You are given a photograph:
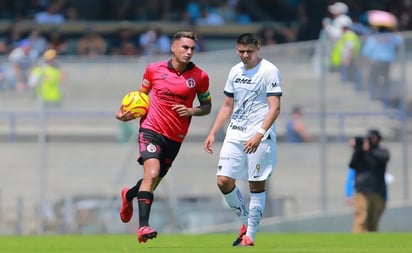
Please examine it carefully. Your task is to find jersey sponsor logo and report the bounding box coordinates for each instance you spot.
[186,77,196,88]
[234,77,252,84]
[161,73,167,79]
[229,122,247,131]
[158,88,188,103]
[271,82,278,88]
[147,143,157,153]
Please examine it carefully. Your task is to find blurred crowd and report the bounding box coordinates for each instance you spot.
[0,0,410,56]
[0,0,411,113]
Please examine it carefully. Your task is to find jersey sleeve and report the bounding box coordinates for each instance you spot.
[266,65,282,96]
[141,63,154,90]
[223,66,236,97]
[197,71,211,103]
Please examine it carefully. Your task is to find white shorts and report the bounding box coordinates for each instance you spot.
[216,138,277,181]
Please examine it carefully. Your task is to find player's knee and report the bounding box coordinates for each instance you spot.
[217,176,235,193]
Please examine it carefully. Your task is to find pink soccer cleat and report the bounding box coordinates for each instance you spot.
[232,224,247,246]
[120,187,133,223]
[239,235,254,246]
[137,226,158,243]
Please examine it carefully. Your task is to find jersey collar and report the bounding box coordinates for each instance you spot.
[167,59,195,76]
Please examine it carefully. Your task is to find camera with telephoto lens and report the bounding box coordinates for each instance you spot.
[354,135,366,149]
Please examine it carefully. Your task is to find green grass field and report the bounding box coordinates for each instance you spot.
[1,233,412,253]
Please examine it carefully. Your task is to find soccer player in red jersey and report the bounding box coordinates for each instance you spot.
[115,31,212,243]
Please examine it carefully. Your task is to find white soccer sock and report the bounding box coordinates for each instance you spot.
[246,191,266,242]
[223,185,248,224]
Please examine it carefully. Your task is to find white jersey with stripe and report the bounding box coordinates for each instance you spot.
[224,58,282,142]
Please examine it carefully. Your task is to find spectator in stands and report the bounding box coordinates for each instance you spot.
[296,0,326,41]
[28,49,64,107]
[77,26,107,58]
[398,10,412,31]
[324,1,352,40]
[285,105,312,143]
[64,5,79,21]
[216,0,236,23]
[139,26,171,56]
[233,3,251,24]
[350,15,373,36]
[25,0,46,19]
[184,0,205,23]
[110,26,140,56]
[361,26,403,106]
[27,26,48,54]
[107,0,135,20]
[34,2,66,25]
[8,39,40,92]
[257,25,289,46]
[4,19,26,51]
[47,29,69,55]
[332,17,362,90]
[186,23,206,52]
[196,6,225,26]
[323,2,353,71]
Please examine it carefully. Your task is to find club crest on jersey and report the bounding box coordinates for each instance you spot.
[147,143,157,153]
[186,77,196,88]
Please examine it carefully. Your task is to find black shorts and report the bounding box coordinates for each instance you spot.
[137,128,182,177]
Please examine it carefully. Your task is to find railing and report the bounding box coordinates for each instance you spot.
[1,109,409,143]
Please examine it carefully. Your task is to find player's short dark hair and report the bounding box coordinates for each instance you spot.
[172,31,197,42]
[237,33,259,46]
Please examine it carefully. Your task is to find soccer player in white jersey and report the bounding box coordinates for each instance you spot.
[204,33,282,246]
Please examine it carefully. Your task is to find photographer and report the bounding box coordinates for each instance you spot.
[348,129,390,233]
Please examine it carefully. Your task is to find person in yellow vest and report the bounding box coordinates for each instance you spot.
[28,49,64,107]
[331,18,362,90]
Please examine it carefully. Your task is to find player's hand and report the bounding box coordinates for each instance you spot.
[172,104,192,117]
[204,135,215,154]
[243,134,263,154]
[115,107,136,122]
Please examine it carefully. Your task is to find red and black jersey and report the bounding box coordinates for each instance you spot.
[140,60,211,142]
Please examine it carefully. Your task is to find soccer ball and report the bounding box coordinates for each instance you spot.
[121,91,150,118]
